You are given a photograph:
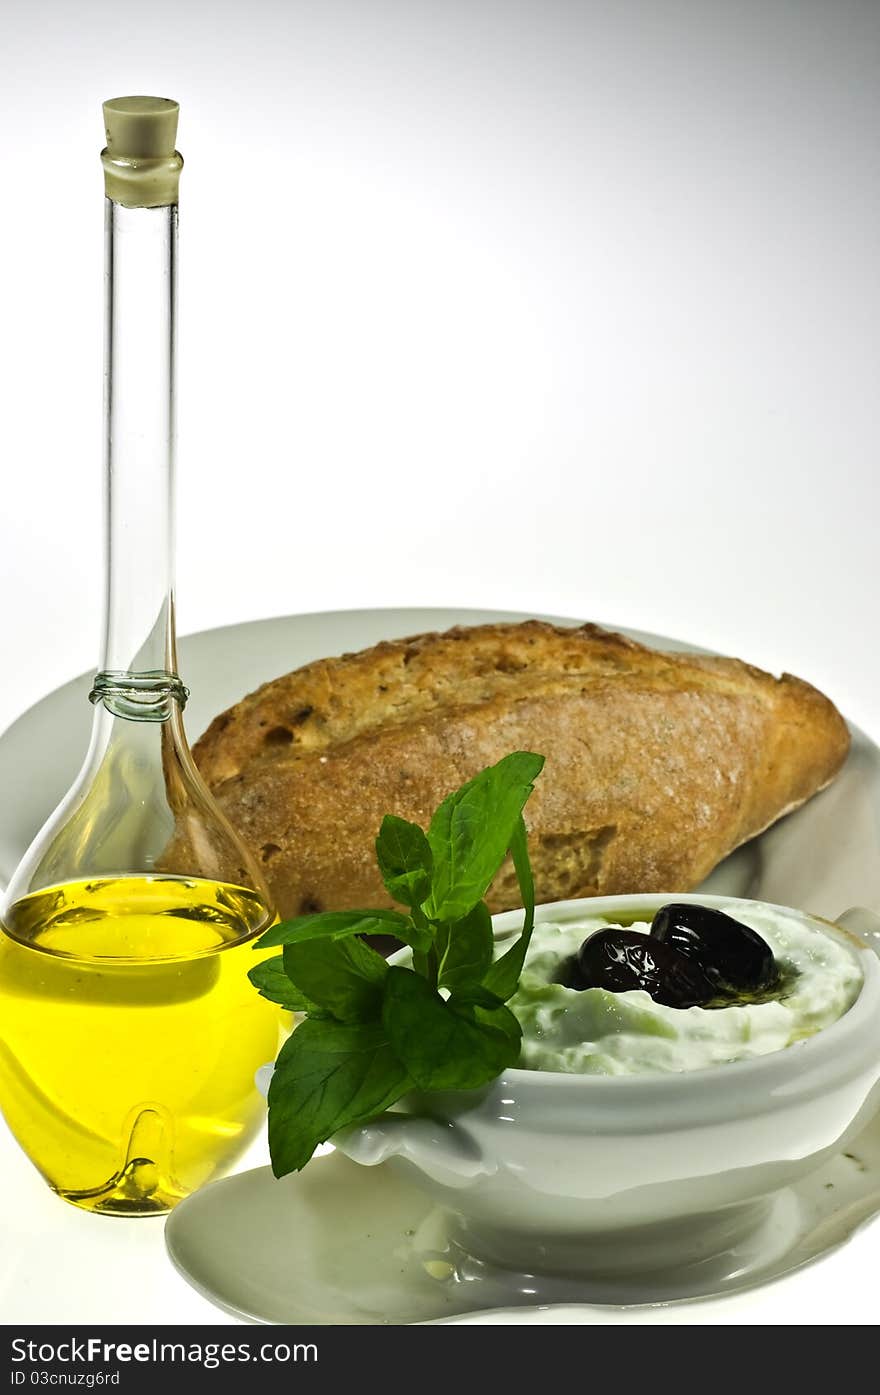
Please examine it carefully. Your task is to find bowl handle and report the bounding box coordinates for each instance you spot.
[333,1113,495,1187]
[836,906,880,954]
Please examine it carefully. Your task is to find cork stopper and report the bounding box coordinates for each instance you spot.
[101,96,183,208]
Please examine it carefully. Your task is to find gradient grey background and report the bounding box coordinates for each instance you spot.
[1,0,878,732]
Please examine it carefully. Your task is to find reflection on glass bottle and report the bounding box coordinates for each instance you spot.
[0,98,283,1215]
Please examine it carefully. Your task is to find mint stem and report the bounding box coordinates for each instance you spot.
[426,944,439,990]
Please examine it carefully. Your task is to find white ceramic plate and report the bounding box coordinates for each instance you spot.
[1,607,879,922]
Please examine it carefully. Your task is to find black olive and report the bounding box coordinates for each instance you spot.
[572,928,715,1008]
[650,903,776,994]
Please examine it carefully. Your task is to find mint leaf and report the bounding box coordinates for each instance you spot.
[447,983,505,1011]
[425,752,544,922]
[382,966,521,1090]
[257,908,410,950]
[283,936,388,1023]
[268,1018,411,1175]
[375,815,433,909]
[436,901,494,993]
[510,812,536,934]
[483,815,537,1002]
[463,1001,523,1051]
[248,955,316,1012]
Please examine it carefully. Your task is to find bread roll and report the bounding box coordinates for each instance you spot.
[193,622,850,917]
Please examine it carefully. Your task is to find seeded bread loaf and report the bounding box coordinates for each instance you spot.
[193,621,850,918]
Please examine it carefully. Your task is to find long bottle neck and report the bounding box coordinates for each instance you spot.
[99,198,178,683]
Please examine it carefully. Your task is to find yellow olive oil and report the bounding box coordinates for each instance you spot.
[0,875,282,1215]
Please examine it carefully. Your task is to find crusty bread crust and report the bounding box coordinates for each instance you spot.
[193,621,851,917]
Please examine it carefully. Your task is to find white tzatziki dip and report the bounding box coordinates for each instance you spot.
[507,902,863,1075]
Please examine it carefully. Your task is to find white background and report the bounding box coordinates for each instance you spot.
[0,0,878,1326]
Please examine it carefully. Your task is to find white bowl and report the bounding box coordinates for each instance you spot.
[332,893,880,1279]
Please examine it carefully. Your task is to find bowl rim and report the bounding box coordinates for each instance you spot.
[391,892,880,1107]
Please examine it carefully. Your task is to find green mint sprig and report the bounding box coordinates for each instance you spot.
[248,750,544,1176]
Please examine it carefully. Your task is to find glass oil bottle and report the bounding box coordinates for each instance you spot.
[0,98,282,1215]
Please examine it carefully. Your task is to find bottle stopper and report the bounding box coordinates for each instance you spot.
[101,96,183,208]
